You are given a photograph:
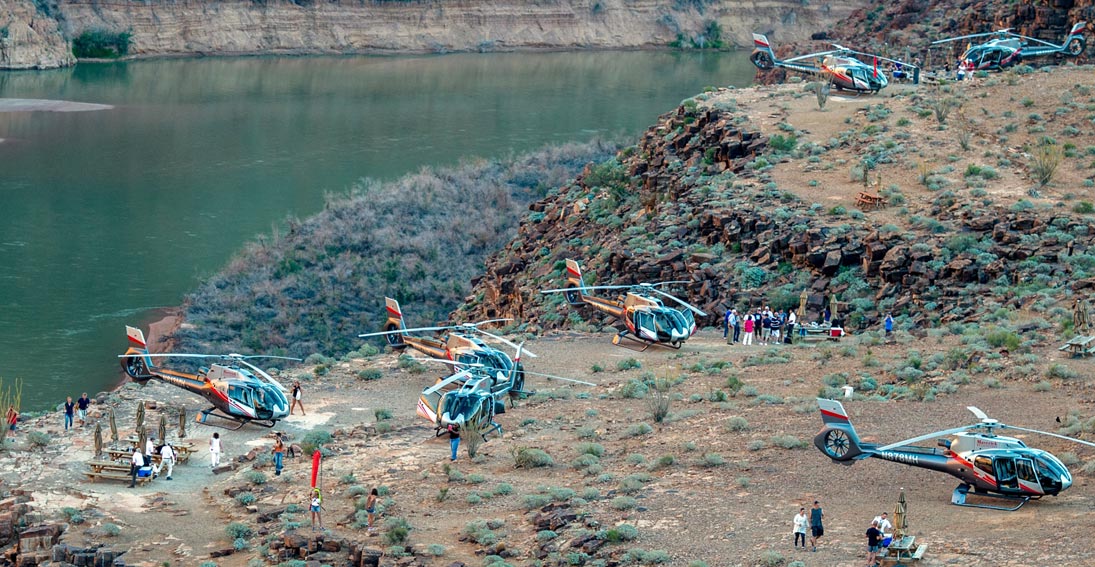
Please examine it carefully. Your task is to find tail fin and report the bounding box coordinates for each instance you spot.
[382,297,408,348]
[813,398,870,463]
[1064,22,1087,56]
[563,259,587,305]
[121,325,154,380]
[750,33,778,70]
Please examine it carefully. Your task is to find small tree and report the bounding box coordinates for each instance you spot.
[1030,141,1063,187]
[645,377,673,423]
[814,81,830,110]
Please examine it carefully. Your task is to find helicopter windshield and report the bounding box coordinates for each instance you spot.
[457,351,512,378]
[1034,454,1069,491]
[227,385,253,407]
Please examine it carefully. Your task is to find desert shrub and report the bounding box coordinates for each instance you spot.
[301,430,332,453]
[374,408,393,421]
[726,416,749,431]
[617,358,642,371]
[384,517,412,545]
[1031,141,1063,186]
[537,530,558,542]
[576,442,605,457]
[985,330,1020,351]
[619,379,648,399]
[769,134,798,153]
[425,543,446,556]
[624,423,653,437]
[226,522,253,539]
[700,453,725,467]
[26,431,51,448]
[61,507,85,525]
[235,492,257,506]
[771,435,808,449]
[1046,364,1078,379]
[604,523,639,542]
[611,496,638,510]
[512,447,554,468]
[100,523,121,537]
[246,471,268,485]
[357,369,383,381]
[522,494,552,510]
[760,550,785,566]
[463,519,500,545]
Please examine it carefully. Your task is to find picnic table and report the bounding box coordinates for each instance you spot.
[856,191,885,211]
[1058,335,1095,358]
[84,460,152,484]
[879,536,928,565]
[795,323,844,343]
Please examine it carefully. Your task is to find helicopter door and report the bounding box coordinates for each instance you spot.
[980,49,1002,69]
[1014,458,1041,494]
[633,311,656,341]
[994,456,1019,491]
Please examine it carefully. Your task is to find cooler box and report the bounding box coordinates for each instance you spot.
[829,327,844,338]
[136,466,153,478]
[882,536,893,547]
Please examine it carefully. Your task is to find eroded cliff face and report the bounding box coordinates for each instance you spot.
[3,0,868,69]
[1,0,75,69]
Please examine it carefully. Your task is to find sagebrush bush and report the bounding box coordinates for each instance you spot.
[512,447,554,468]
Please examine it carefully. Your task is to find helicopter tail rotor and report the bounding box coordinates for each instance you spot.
[814,398,872,463]
[750,33,778,70]
[120,326,155,380]
[381,297,409,349]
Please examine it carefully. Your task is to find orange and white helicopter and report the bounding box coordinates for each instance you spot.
[815,398,1095,510]
[119,326,299,429]
[750,33,918,93]
[541,259,705,350]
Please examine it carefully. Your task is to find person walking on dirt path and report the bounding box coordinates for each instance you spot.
[364,487,379,533]
[272,433,285,476]
[793,507,808,549]
[809,500,825,552]
[310,488,324,531]
[155,443,176,480]
[865,519,883,567]
[209,432,223,469]
[291,381,305,416]
[63,396,75,431]
[129,446,145,488]
[448,423,461,462]
[77,393,90,426]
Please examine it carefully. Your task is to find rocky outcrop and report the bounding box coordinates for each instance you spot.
[458,94,1095,332]
[4,0,869,69]
[0,0,75,69]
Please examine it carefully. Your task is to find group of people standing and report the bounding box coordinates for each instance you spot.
[723,306,797,346]
[792,502,895,567]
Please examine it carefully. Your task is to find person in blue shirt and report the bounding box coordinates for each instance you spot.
[884,313,894,337]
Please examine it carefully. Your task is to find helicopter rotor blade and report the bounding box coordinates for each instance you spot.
[468,318,513,327]
[931,31,1005,45]
[359,325,452,338]
[784,49,839,63]
[842,51,918,68]
[233,358,290,392]
[967,406,990,421]
[473,365,596,387]
[119,353,221,359]
[410,357,485,368]
[643,281,692,287]
[647,288,707,317]
[998,424,1095,449]
[229,354,303,362]
[473,328,538,358]
[875,425,980,452]
[540,285,632,294]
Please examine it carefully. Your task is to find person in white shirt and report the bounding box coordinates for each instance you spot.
[154,444,176,480]
[129,448,145,488]
[873,512,893,536]
[145,436,155,457]
[210,432,222,469]
[793,507,809,549]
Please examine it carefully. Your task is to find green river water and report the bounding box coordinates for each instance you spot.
[0,51,754,410]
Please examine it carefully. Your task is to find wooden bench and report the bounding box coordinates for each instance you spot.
[856,191,885,211]
[911,544,928,560]
[87,459,133,474]
[84,470,152,484]
[1059,335,1095,358]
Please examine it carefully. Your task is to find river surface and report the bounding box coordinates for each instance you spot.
[0,51,754,410]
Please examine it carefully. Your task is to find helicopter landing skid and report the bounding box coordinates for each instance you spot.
[951,484,1029,511]
[195,407,273,431]
[611,331,681,352]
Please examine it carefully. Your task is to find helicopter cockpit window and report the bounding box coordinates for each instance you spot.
[227,385,252,406]
[974,455,994,475]
[995,457,1018,489]
[981,49,1002,66]
[634,311,655,338]
[1034,456,1064,483]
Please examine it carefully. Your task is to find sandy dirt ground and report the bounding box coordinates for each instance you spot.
[5,328,1095,567]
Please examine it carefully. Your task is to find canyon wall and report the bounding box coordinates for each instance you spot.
[0,1,75,69]
[2,0,867,69]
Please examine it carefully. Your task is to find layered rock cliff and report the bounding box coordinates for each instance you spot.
[2,0,869,69]
[1,0,75,69]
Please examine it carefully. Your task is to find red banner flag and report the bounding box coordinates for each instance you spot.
[311,449,321,489]
[873,56,878,78]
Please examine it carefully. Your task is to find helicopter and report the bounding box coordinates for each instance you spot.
[360,297,534,397]
[814,398,1095,510]
[541,259,705,351]
[119,325,299,430]
[415,354,594,457]
[932,22,1087,72]
[750,33,917,93]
